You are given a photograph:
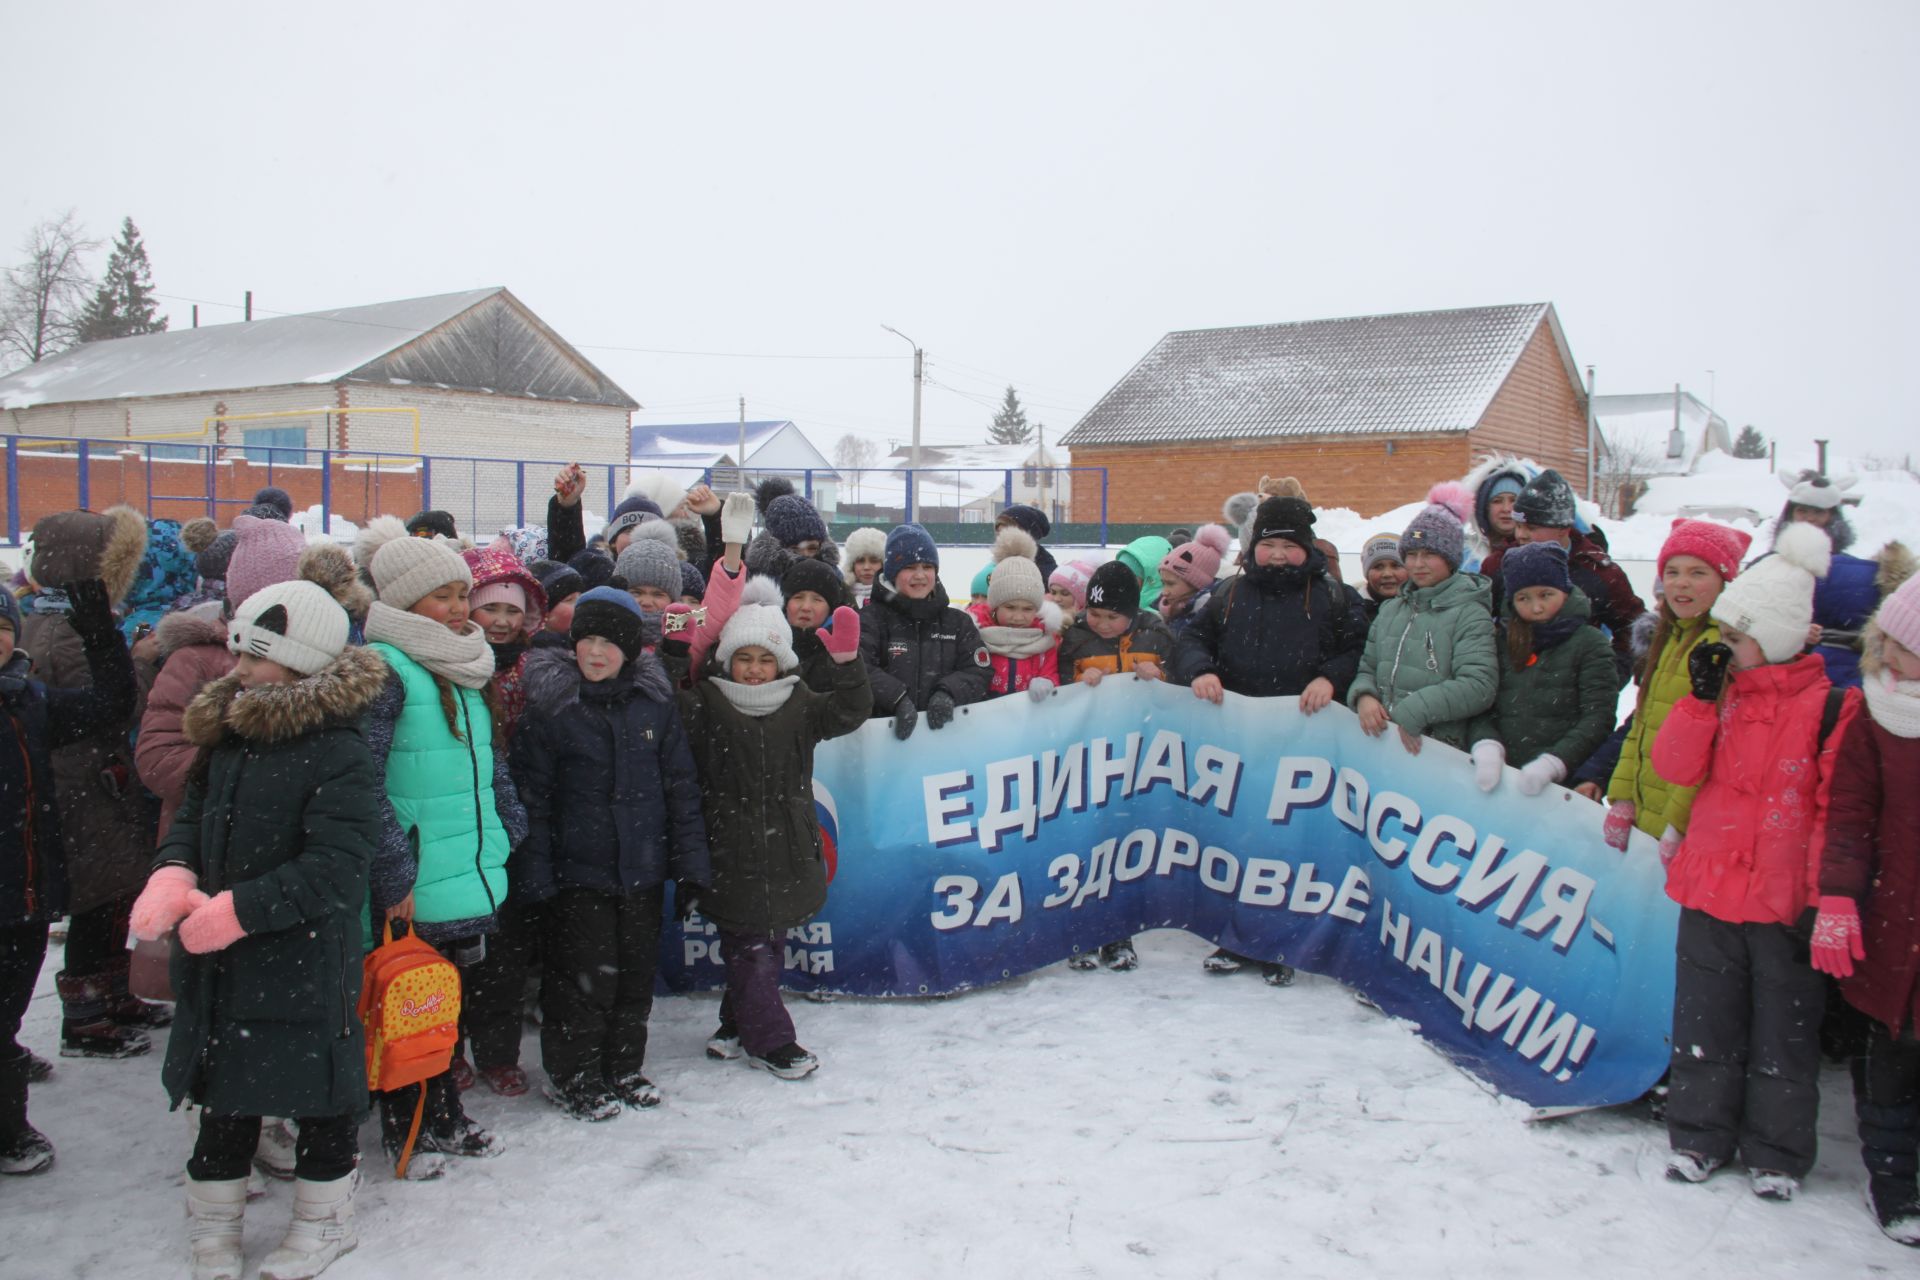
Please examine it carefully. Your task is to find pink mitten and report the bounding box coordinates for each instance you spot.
[177,891,247,955]
[130,865,199,941]
[820,606,862,663]
[1601,801,1636,851]
[1809,895,1865,979]
[1658,825,1684,867]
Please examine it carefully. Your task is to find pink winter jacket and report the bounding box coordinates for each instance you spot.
[1652,654,1844,926]
[134,604,235,844]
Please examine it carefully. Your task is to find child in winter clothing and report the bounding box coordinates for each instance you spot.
[996,504,1058,584]
[744,477,841,585]
[860,524,990,739]
[668,579,872,1077]
[355,516,528,1176]
[1770,470,1912,689]
[1466,543,1617,796]
[513,588,710,1120]
[535,560,585,648]
[1811,572,1920,1243]
[1348,503,1497,755]
[1115,535,1174,611]
[130,571,385,1280]
[1059,561,1175,690]
[843,527,886,608]
[966,527,1063,701]
[1653,522,1840,1199]
[1048,560,1093,626]
[464,545,548,738]
[782,557,857,692]
[1602,519,1753,851]
[0,579,135,1176]
[1361,534,1407,621]
[969,563,993,610]
[1158,525,1231,637]
[614,519,687,614]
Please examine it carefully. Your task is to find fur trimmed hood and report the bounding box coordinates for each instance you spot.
[157,600,229,659]
[28,504,148,604]
[521,643,673,713]
[744,529,841,581]
[181,644,389,748]
[1877,540,1916,596]
[299,542,373,620]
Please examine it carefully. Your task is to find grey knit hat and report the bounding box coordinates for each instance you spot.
[1399,504,1465,571]
[370,534,473,609]
[1361,533,1402,573]
[613,520,683,598]
[986,526,1046,610]
[1514,469,1578,529]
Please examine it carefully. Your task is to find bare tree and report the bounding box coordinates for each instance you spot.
[1595,428,1665,518]
[0,211,99,369]
[832,432,879,503]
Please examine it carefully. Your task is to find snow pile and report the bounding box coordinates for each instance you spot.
[291,504,359,545]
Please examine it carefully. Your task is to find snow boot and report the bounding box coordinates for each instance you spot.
[254,1118,298,1181]
[1101,940,1139,972]
[478,1064,530,1097]
[608,1071,663,1109]
[706,1023,743,1061]
[749,1042,819,1080]
[1868,1176,1920,1247]
[378,1088,449,1180]
[1261,962,1296,988]
[259,1171,358,1280]
[1066,950,1100,971]
[1749,1169,1799,1201]
[55,971,151,1058]
[448,1051,476,1092]
[0,1126,55,1176]
[1202,948,1243,974]
[184,1176,248,1280]
[21,1048,52,1083]
[1664,1151,1724,1183]
[107,963,173,1027]
[544,1073,622,1122]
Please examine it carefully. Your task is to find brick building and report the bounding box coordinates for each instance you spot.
[0,287,637,533]
[1061,303,1595,522]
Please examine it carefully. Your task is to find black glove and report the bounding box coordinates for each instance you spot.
[926,690,956,731]
[62,579,117,647]
[891,698,918,740]
[1688,641,1733,703]
[675,880,707,923]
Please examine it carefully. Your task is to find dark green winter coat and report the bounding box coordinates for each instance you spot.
[1466,589,1618,774]
[158,646,387,1119]
[675,655,871,934]
[1347,571,1498,750]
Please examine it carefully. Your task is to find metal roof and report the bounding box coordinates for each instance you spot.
[1062,302,1558,448]
[630,420,795,457]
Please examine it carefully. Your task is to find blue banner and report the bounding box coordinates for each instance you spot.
[660,676,1678,1109]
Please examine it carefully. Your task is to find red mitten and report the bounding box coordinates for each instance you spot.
[1809,895,1865,979]
[1601,801,1636,852]
[130,865,199,941]
[177,891,247,955]
[820,606,862,663]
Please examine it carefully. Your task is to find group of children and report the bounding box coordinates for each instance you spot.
[0,453,1917,1275]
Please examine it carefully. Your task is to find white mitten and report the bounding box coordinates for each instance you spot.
[1026,676,1055,703]
[1470,740,1505,792]
[1515,753,1566,797]
[720,492,756,545]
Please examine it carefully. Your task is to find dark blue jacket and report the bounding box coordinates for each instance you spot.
[1169,549,1368,700]
[1814,551,1881,689]
[511,648,710,901]
[0,633,136,924]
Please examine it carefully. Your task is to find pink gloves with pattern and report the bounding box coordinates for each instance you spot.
[820,606,862,664]
[1601,802,1636,851]
[131,866,204,941]
[1658,825,1684,867]
[178,891,247,955]
[1810,896,1865,979]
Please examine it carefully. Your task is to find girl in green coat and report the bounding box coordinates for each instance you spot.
[1602,519,1753,854]
[129,573,383,1280]
[1467,543,1617,795]
[1348,503,1497,753]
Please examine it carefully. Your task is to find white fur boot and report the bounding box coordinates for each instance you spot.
[184,1177,248,1280]
[259,1170,359,1280]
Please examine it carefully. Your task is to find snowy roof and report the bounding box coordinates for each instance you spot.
[0,287,638,410]
[629,420,793,459]
[884,441,1066,470]
[1063,302,1566,447]
[1593,391,1731,476]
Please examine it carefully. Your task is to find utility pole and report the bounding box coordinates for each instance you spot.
[1037,421,1047,520]
[1584,364,1597,503]
[882,325,923,522]
[1814,438,1829,476]
[244,291,253,322]
[737,396,747,491]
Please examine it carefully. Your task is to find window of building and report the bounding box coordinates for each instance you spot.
[242,425,309,465]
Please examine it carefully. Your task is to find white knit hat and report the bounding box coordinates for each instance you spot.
[716,576,798,672]
[843,526,887,567]
[986,526,1046,610]
[227,579,350,675]
[1712,521,1831,663]
[370,533,472,610]
[1781,470,1859,510]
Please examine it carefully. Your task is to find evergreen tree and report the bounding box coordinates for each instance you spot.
[73,217,167,345]
[1731,424,1768,460]
[988,384,1033,445]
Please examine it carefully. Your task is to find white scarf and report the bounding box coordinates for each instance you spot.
[709,674,800,717]
[364,601,498,690]
[1863,669,1920,739]
[977,623,1055,660]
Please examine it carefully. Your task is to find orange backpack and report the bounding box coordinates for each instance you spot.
[360,920,461,1176]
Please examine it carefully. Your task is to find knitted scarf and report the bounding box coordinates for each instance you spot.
[977,622,1056,660]
[364,601,497,690]
[708,674,799,717]
[1863,669,1920,740]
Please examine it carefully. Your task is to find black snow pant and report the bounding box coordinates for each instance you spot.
[1666,907,1824,1178]
[460,897,543,1070]
[0,922,50,1138]
[189,1112,357,1183]
[1855,1020,1920,1189]
[541,885,663,1085]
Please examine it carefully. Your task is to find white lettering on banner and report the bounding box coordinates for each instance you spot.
[1155,828,1202,877]
[1240,858,1290,906]
[977,872,1024,926]
[1089,734,1142,807]
[1039,747,1085,821]
[925,771,974,846]
[979,756,1040,853]
[1134,731,1187,799]
[684,931,836,976]
[1329,865,1371,923]
[1189,745,1243,815]
[1114,829,1156,882]
[1332,766,1368,831]
[784,923,832,944]
[1266,755,1333,824]
[1289,863,1339,915]
[1073,839,1117,907]
[1199,845,1239,893]
[1042,854,1081,908]
[930,873,1025,930]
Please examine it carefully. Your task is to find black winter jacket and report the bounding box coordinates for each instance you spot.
[511,649,711,902]
[1169,552,1368,699]
[858,579,991,715]
[0,635,136,925]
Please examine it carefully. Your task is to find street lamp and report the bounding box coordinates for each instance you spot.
[882,325,923,523]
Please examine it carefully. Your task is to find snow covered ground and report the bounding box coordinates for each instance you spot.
[6,932,1903,1278]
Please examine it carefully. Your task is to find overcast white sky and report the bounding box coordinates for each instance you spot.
[6,1,1916,461]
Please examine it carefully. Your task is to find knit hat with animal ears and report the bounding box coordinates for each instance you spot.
[716,575,798,672]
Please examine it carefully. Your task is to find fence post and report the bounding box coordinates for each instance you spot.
[803,468,812,504]
[1004,470,1013,512]
[204,446,216,520]
[6,438,18,544]
[76,440,90,510]
[469,459,478,540]
[515,461,526,529]
[905,471,915,525]
[1100,468,1109,547]
[320,449,333,536]
[606,466,617,522]
[421,456,433,512]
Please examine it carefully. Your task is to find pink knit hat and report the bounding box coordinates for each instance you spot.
[1657,518,1752,583]
[224,513,308,609]
[1048,560,1096,611]
[1159,525,1232,592]
[1876,573,1920,657]
[462,545,547,632]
